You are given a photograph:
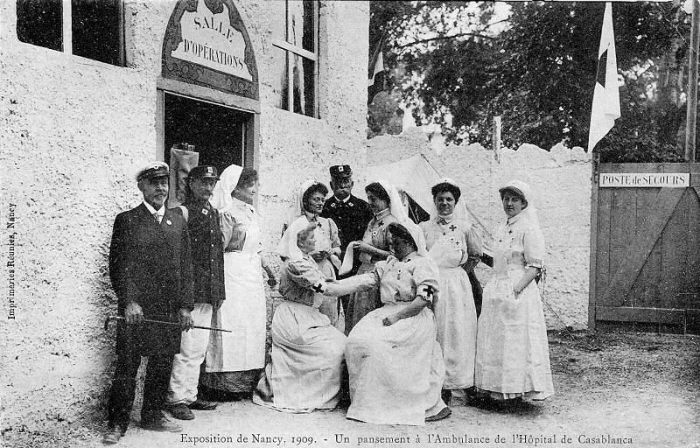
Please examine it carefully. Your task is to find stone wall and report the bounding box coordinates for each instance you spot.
[0,0,368,440]
[366,128,593,330]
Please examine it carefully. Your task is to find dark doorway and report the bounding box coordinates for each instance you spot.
[164,93,249,174]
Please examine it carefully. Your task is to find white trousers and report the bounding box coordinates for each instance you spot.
[167,303,213,405]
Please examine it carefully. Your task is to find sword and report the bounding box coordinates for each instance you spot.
[104,315,231,332]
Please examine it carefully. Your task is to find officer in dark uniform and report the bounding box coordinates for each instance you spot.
[104,162,193,444]
[321,165,373,324]
[166,165,225,421]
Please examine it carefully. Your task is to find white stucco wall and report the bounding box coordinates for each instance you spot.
[0,0,369,437]
[366,129,593,330]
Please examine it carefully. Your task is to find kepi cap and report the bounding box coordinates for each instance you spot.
[136,162,169,182]
[188,165,220,181]
[330,164,352,178]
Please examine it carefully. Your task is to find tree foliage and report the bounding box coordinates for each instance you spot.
[370,1,691,162]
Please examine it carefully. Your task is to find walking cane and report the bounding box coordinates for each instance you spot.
[104,315,231,332]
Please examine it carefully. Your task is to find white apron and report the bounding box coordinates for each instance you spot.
[427,231,477,389]
[474,227,554,399]
[206,216,266,372]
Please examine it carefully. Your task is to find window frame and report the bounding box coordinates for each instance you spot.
[17,0,125,66]
[272,0,320,118]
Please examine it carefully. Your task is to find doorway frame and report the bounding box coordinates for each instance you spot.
[155,77,260,173]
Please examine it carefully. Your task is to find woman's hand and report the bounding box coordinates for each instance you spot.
[179,308,194,331]
[382,314,401,326]
[512,267,540,299]
[261,260,277,288]
[264,267,277,288]
[354,242,374,254]
[310,249,330,262]
[512,286,522,299]
[267,275,278,288]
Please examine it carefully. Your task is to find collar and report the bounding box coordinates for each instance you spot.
[186,199,210,210]
[231,197,252,211]
[436,213,454,225]
[143,201,164,217]
[400,250,418,263]
[334,194,351,204]
[304,210,318,221]
[506,211,525,226]
[374,208,391,220]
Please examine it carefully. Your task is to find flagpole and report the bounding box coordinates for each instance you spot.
[686,0,700,162]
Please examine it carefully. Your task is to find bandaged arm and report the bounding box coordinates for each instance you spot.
[320,272,378,297]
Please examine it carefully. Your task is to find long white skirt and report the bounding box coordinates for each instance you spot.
[345,303,447,425]
[206,251,266,372]
[253,301,346,413]
[434,266,477,390]
[475,266,554,400]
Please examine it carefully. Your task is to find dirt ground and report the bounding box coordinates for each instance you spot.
[3,329,700,448]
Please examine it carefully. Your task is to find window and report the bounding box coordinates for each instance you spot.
[17,0,124,66]
[272,0,319,118]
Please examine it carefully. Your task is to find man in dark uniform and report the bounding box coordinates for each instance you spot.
[104,162,194,444]
[321,165,373,328]
[166,165,225,420]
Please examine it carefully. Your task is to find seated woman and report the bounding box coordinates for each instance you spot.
[333,222,451,425]
[253,221,346,413]
[278,180,343,331]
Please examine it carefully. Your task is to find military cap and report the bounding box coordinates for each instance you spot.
[188,165,220,181]
[136,162,169,182]
[329,164,353,179]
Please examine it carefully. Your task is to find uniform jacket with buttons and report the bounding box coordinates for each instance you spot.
[322,194,373,277]
[322,194,373,253]
[182,200,225,305]
[108,203,194,355]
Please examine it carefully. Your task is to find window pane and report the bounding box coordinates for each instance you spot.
[272,47,289,111]
[72,0,122,65]
[301,0,315,52]
[288,0,315,52]
[292,54,315,117]
[16,0,63,51]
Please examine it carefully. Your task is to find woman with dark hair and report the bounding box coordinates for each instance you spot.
[474,180,554,408]
[331,221,450,424]
[342,180,407,334]
[277,180,342,330]
[200,166,276,399]
[420,179,482,405]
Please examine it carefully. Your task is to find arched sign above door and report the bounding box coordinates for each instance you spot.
[162,0,259,100]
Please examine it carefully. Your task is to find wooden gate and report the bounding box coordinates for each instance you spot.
[590,163,700,333]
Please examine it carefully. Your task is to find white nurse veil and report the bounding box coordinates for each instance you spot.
[375,179,409,224]
[210,164,243,211]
